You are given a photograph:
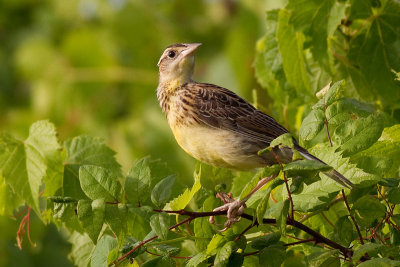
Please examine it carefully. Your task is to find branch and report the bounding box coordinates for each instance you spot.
[156,209,353,258]
[111,209,353,265]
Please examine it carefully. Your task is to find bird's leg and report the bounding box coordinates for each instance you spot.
[210,174,277,230]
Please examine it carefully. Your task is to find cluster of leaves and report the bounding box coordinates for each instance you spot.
[1,0,400,266]
[1,79,400,266]
[254,0,400,131]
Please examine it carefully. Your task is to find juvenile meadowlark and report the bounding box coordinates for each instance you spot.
[157,43,352,225]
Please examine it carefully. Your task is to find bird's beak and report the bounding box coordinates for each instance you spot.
[181,43,202,57]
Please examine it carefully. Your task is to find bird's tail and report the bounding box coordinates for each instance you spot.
[294,144,353,189]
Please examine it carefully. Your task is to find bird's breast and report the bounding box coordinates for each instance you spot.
[170,122,267,170]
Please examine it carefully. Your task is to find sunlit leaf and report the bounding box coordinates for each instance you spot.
[79,165,121,201]
[0,120,62,215]
[151,175,176,207]
[150,212,170,240]
[77,199,105,243]
[91,235,118,267]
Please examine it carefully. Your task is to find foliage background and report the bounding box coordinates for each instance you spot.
[0,0,283,265]
[1,0,400,266]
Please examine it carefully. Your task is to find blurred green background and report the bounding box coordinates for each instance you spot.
[0,0,286,265]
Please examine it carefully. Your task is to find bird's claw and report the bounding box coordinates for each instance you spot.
[209,192,246,230]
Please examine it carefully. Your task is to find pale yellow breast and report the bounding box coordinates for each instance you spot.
[170,123,265,170]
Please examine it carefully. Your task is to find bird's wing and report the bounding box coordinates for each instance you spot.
[189,83,289,145]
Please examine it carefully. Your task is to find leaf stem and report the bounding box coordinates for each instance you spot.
[324,104,333,147]
[271,149,294,220]
[235,222,256,242]
[342,189,364,245]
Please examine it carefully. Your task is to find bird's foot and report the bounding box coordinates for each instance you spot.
[208,175,278,231]
[209,192,246,231]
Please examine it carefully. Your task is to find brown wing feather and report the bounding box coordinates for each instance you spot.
[187,83,289,145]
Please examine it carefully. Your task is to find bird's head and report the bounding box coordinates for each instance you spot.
[157,43,201,87]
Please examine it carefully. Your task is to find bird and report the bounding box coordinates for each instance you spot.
[156,43,353,225]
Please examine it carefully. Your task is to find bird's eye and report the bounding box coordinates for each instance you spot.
[168,51,176,58]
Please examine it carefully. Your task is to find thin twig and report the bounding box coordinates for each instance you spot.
[324,104,333,147]
[321,212,335,228]
[272,150,294,220]
[235,223,256,242]
[342,189,364,245]
[243,251,259,257]
[284,238,316,247]
[299,196,344,222]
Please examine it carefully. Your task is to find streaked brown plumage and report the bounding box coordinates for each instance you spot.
[157,43,353,188]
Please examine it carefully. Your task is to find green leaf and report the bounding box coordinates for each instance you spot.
[390,228,400,246]
[63,135,121,199]
[322,80,345,106]
[277,9,311,96]
[91,235,117,267]
[348,0,400,108]
[287,1,346,72]
[227,252,244,267]
[53,202,83,233]
[254,10,295,107]
[326,98,375,126]
[387,187,400,204]
[352,243,386,262]
[256,179,284,224]
[292,143,381,212]
[215,241,235,267]
[194,216,214,251]
[77,198,105,243]
[299,109,325,142]
[283,159,332,178]
[0,120,62,214]
[27,120,63,197]
[49,196,77,203]
[357,258,400,267]
[269,133,295,149]
[166,167,201,210]
[334,113,384,156]
[79,165,121,202]
[332,216,355,247]
[151,175,176,207]
[186,251,209,267]
[265,199,290,235]
[68,231,95,267]
[352,125,400,177]
[152,244,180,256]
[197,162,234,191]
[121,237,142,260]
[125,157,152,205]
[250,232,281,250]
[150,212,170,240]
[104,203,129,246]
[306,249,340,267]
[352,195,386,228]
[127,206,152,240]
[206,234,225,256]
[0,178,24,216]
[142,256,175,267]
[258,246,286,267]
